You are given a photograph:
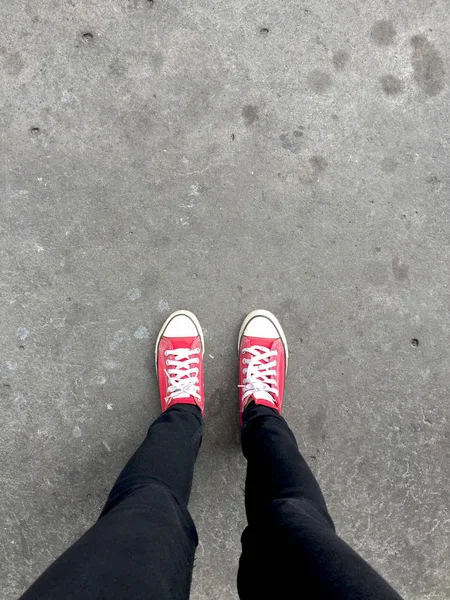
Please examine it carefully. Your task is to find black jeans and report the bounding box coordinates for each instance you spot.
[20,404,402,600]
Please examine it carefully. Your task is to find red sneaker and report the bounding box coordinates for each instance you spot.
[238,310,288,422]
[155,310,205,415]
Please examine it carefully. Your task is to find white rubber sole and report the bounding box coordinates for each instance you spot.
[155,310,205,373]
[238,309,289,372]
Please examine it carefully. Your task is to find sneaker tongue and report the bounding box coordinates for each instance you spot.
[166,336,197,349]
[244,336,276,349]
[252,391,274,401]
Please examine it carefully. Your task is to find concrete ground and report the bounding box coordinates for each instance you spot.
[1,0,449,598]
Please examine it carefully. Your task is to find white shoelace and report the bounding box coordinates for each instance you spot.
[240,345,278,405]
[164,348,201,406]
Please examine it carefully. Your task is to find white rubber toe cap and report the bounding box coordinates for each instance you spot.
[163,314,198,337]
[243,315,279,339]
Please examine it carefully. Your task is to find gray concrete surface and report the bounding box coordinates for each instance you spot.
[1,0,449,598]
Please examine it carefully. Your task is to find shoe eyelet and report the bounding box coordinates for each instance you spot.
[165,360,169,366]
[195,348,201,353]
[243,368,247,374]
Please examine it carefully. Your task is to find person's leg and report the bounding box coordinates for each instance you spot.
[100,403,202,515]
[238,404,403,599]
[20,310,206,600]
[21,405,202,600]
[241,402,332,528]
[236,310,403,600]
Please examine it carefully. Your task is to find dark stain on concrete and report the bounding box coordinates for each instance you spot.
[309,155,328,172]
[411,35,445,96]
[0,47,25,76]
[151,52,164,73]
[380,74,404,96]
[280,129,304,154]
[242,105,259,126]
[297,155,328,184]
[127,0,151,8]
[307,69,333,93]
[370,20,396,46]
[426,174,440,185]
[127,0,155,8]
[109,60,128,77]
[309,404,327,444]
[332,50,350,71]
[381,157,399,173]
[392,257,409,282]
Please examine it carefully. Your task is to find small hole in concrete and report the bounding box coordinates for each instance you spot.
[260,27,269,35]
[231,133,235,141]
[411,338,419,347]
[82,32,94,42]
[148,0,154,5]
[29,127,40,136]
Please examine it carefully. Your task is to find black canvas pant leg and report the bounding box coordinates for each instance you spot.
[20,405,202,600]
[238,404,403,600]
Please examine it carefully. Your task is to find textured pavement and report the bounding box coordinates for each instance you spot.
[1,1,450,599]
